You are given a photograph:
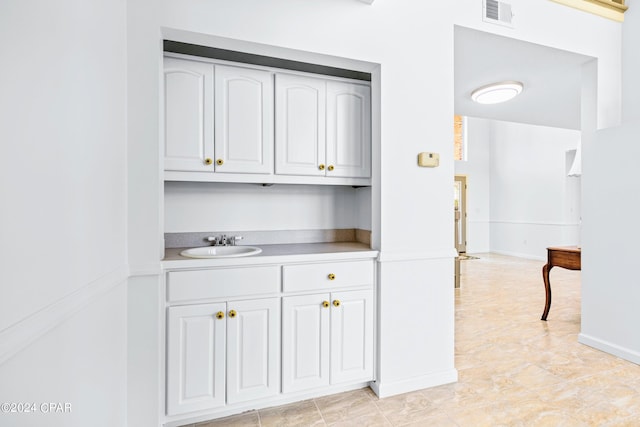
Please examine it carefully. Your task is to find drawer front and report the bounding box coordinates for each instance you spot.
[283,260,374,293]
[549,250,581,270]
[167,266,280,303]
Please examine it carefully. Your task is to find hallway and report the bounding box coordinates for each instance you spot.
[188,254,640,426]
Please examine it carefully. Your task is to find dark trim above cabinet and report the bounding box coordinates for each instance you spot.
[163,40,372,82]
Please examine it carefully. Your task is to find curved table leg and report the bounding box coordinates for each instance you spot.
[541,263,552,321]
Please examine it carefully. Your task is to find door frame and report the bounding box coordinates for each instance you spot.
[454,175,467,254]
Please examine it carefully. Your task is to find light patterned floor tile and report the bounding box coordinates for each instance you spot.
[195,410,260,426]
[258,399,325,427]
[180,254,640,426]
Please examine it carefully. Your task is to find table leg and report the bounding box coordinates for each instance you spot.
[541,263,552,321]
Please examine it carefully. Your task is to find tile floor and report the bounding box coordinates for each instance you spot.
[185,253,640,426]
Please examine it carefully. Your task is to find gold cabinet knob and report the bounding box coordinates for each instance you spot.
[205,158,213,165]
[328,273,336,281]
[216,159,224,166]
[318,164,325,170]
[228,309,237,318]
[322,301,330,308]
[333,300,341,307]
[328,165,335,171]
[215,311,225,319]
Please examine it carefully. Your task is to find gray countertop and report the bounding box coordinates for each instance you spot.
[162,242,378,270]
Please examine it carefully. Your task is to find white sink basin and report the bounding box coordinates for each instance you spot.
[180,246,262,259]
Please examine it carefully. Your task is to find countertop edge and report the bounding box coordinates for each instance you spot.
[161,243,379,270]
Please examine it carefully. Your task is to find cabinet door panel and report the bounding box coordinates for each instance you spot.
[226,298,280,404]
[282,294,330,393]
[164,57,214,172]
[275,74,326,176]
[166,303,226,415]
[330,290,374,384]
[215,65,273,174]
[326,82,371,178]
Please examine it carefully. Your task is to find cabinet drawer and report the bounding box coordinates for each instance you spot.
[283,260,373,293]
[167,266,280,303]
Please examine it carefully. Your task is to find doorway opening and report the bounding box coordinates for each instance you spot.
[454,175,467,254]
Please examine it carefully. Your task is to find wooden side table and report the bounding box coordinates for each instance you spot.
[541,246,581,321]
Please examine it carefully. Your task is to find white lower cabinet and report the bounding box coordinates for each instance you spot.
[282,289,374,393]
[164,258,375,423]
[166,297,280,416]
[166,303,226,416]
[226,298,280,404]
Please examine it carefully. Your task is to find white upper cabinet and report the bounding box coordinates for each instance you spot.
[275,74,326,176]
[276,75,371,179]
[163,57,214,172]
[214,65,274,174]
[163,55,371,184]
[326,82,371,178]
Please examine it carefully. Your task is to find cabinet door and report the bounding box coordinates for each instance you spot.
[163,57,215,172]
[226,298,280,404]
[275,74,326,176]
[214,65,273,174]
[330,289,374,384]
[166,303,226,416]
[326,82,371,178]
[282,294,330,393]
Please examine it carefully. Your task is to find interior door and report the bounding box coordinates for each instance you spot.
[454,175,467,253]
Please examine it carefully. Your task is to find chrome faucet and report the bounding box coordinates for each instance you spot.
[207,235,243,246]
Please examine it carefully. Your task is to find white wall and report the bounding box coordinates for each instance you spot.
[0,0,622,425]
[455,117,492,253]
[453,0,621,130]
[124,0,622,420]
[580,6,640,364]
[164,183,367,232]
[489,121,581,259]
[455,119,581,258]
[621,6,640,123]
[0,0,128,426]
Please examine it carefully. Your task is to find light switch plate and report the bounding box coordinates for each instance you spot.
[418,152,439,167]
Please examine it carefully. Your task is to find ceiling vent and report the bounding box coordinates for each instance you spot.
[483,0,514,27]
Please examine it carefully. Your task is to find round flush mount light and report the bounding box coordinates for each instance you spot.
[471,81,524,104]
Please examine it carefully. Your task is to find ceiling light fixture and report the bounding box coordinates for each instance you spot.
[471,81,523,104]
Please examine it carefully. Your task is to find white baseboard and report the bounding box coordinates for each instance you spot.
[490,250,546,261]
[0,266,129,365]
[578,333,640,365]
[370,369,458,398]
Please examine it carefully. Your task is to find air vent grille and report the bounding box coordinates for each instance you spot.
[486,0,499,20]
[483,0,514,27]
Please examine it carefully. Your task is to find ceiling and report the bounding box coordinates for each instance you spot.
[454,26,595,130]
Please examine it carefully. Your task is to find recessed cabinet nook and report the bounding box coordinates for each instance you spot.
[162,48,376,426]
[163,55,371,185]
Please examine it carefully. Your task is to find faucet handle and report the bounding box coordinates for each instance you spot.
[231,235,243,246]
[207,236,219,245]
